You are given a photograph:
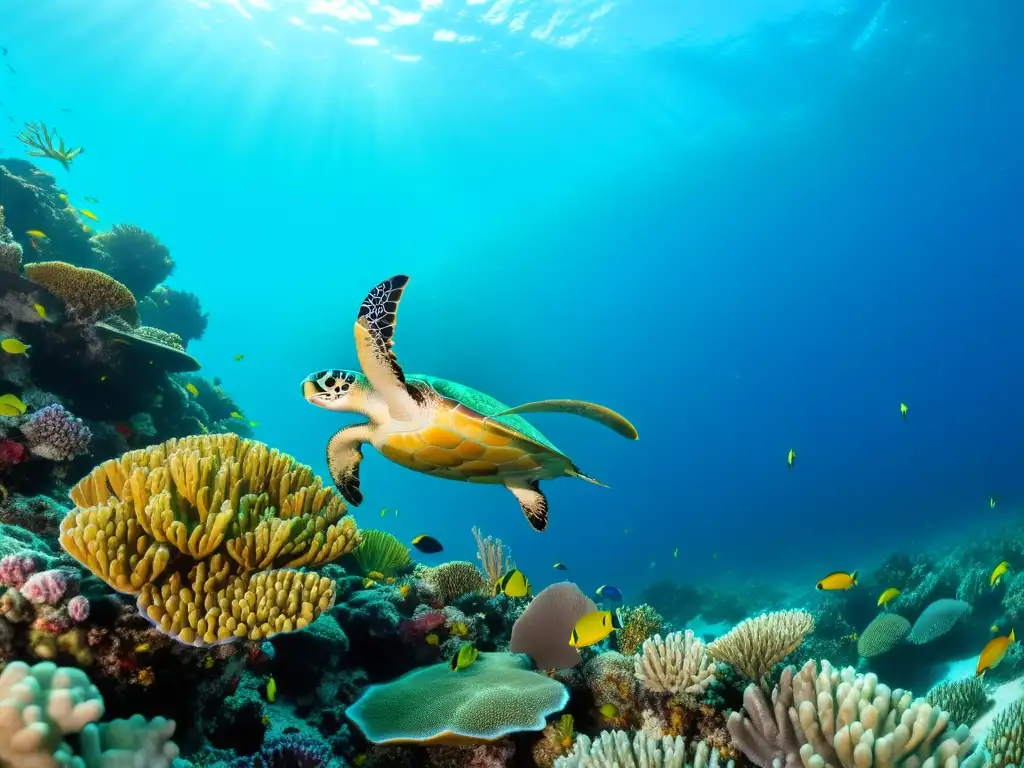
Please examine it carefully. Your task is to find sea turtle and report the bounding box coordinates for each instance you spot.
[301,275,638,532]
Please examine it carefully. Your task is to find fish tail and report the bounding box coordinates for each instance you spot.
[611,608,623,630]
[568,465,608,488]
[851,570,859,586]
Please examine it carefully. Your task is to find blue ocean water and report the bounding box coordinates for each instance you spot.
[1,0,1021,605]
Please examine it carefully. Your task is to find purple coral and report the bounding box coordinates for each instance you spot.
[0,553,38,589]
[222,733,333,767]
[67,595,90,622]
[20,569,74,605]
[20,404,93,461]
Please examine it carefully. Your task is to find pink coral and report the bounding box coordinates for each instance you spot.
[399,608,446,642]
[0,439,26,466]
[20,569,74,605]
[67,595,90,622]
[0,553,38,589]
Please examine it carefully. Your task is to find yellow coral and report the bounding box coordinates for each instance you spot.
[24,260,137,325]
[615,604,663,656]
[60,434,360,647]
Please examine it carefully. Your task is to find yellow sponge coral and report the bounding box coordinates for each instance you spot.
[60,434,360,647]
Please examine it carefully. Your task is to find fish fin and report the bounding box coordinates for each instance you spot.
[353,275,424,421]
[327,425,371,506]
[1012,628,1016,643]
[851,570,859,586]
[506,479,548,531]
[611,608,623,629]
[492,399,638,440]
[567,465,609,488]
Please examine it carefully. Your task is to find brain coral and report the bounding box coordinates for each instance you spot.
[346,651,569,746]
[420,561,489,603]
[510,582,597,670]
[59,434,359,646]
[857,613,911,658]
[908,598,971,645]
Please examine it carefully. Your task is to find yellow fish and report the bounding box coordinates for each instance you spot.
[399,584,411,598]
[0,394,27,415]
[82,225,92,234]
[900,402,908,418]
[362,578,377,588]
[978,629,1015,676]
[787,449,796,468]
[877,587,901,607]
[230,411,243,419]
[425,633,439,646]
[569,609,623,648]
[134,642,151,653]
[25,229,46,239]
[367,570,385,580]
[249,421,260,428]
[33,303,47,320]
[1,338,30,355]
[353,755,367,767]
[202,656,215,669]
[816,570,858,591]
[234,354,245,362]
[266,675,276,703]
[992,624,1001,634]
[498,569,530,598]
[598,703,618,718]
[79,209,99,222]
[260,714,271,726]
[185,383,199,397]
[450,642,479,672]
[991,561,1011,587]
[451,622,469,638]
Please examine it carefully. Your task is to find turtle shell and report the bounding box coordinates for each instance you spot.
[375,374,570,483]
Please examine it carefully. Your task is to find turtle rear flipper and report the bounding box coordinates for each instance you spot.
[506,479,548,532]
[354,274,424,421]
[493,399,638,440]
[328,425,370,506]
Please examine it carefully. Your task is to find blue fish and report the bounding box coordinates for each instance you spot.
[595,585,622,603]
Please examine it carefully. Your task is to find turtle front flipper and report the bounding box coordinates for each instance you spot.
[354,275,424,421]
[328,425,371,506]
[493,399,639,440]
[506,479,548,532]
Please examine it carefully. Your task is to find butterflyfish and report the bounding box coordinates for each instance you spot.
[877,587,901,607]
[79,209,99,222]
[992,561,1012,587]
[185,382,199,397]
[25,230,46,239]
[266,675,277,703]
[0,394,27,416]
[598,703,618,718]
[1,338,30,354]
[816,570,858,591]
[977,629,1016,676]
[595,585,623,603]
[787,449,796,468]
[498,569,530,598]
[450,642,479,671]
[569,609,623,648]
[900,402,908,418]
[33,303,47,319]
[412,534,443,554]
[230,411,243,419]
[553,563,568,570]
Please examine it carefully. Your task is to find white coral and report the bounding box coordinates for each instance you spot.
[635,630,716,695]
[555,730,732,768]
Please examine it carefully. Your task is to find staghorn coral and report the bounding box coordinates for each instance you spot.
[555,730,731,768]
[91,223,175,297]
[24,260,137,325]
[907,598,971,644]
[20,403,93,461]
[0,205,23,274]
[636,630,717,696]
[350,528,412,576]
[857,613,911,658]
[708,610,814,685]
[511,582,597,670]
[986,694,1024,767]
[726,659,982,768]
[617,604,663,656]
[59,434,360,646]
[420,561,489,603]
[924,678,990,728]
[473,525,515,590]
[16,121,84,170]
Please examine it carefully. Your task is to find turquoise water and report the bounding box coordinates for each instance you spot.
[2,0,1022,605]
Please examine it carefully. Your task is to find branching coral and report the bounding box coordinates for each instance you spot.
[473,525,514,590]
[708,610,814,685]
[58,434,360,646]
[24,260,137,325]
[986,694,1024,767]
[617,604,663,656]
[91,224,175,297]
[350,529,412,576]
[555,730,729,768]
[726,659,982,768]
[925,678,990,727]
[16,121,84,171]
[635,630,717,696]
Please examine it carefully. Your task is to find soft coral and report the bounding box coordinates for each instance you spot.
[0,439,26,467]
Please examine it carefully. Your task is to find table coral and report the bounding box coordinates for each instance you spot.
[59,434,360,647]
[24,260,137,325]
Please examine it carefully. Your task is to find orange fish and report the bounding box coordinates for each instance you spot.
[977,628,1015,676]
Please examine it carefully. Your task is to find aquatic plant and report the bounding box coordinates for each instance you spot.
[556,730,729,768]
[635,630,717,696]
[907,598,971,644]
[345,651,569,745]
[59,434,360,646]
[925,677,991,727]
[349,528,412,576]
[473,525,515,589]
[15,122,84,170]
[418,560,489,603]
[509,581,596,669]
[707,610,814,686]
[857,613,911,658]
[91,224,175,297]
[616,604,663,656]
[24,260,137,325]
[727,659,983,768]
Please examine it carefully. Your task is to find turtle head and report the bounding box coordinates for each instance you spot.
[302,369,364,411]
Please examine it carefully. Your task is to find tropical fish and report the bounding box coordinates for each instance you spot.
[673,548,679,558]
[412,534,443,554]
[595,585,623,603]
[362,578,377,588]
[79,209,98,221]
[0,394,27,415]
[249,421,260,428]
[598,703,618,718]
[425,633,439,646]
[265,675,277,703]
[353,755,367,767]
[202,656,215,669]
[32,303,47,320]
[25,229,46,238]
[877,587,901,607]
[450,622,469,638]
[553,563,568,570]
[1,338,30,354]
[399,584,411,599]
[100,375,108,382]
[185,383,199,397]
[381,508,387,517]
[135,642,151,653]
[900,402,908,418]
[991,561,1012,587]
[450,642,479,672]
[977,629,1016,676]
[367,570,385,580]
[992,624,1001,634]
[230,411,243,419]
[498,569,530,598]
[991,496,998,509]
[259,714,271,727]
[84,196,99,203]
[816,571,858,591]
[82,225,92,234]
[787,449,796,468]
[384,576,395,584]
[569,609,623,648]
[234,354,245,362]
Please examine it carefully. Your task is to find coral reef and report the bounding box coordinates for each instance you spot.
[91,224,175,297]
[635,631,717,697]
[511,582,597,670]
[924,677,991,727]
[707,610,814,685]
